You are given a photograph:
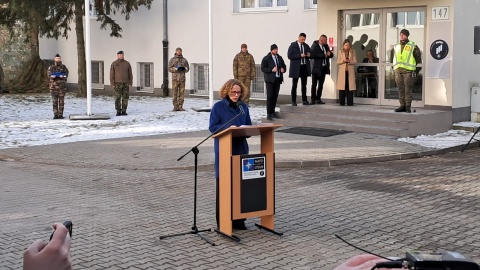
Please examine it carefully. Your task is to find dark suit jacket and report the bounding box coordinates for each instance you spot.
[310,40,334,76]
[287,41,311,78]
[261,52,286,84]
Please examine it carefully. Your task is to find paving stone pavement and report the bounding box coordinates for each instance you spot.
[0,131,479,269]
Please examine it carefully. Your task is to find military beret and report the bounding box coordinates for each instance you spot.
[55,54,61,57]
[176,47,182,52]
[117,50,124,54]
[241,44,247,49]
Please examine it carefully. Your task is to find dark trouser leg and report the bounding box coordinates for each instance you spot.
[216,178,219,228]
[299,65,308,102]
[345,72,353,106]
[311,74,318,102]
[316,72,326,101]
[266,82,276,115]
[291,78,299,103]
[339,90,346,105]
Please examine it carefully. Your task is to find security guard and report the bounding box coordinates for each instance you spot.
[393,29,422,113]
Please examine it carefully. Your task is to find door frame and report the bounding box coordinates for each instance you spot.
[341,7,426,107]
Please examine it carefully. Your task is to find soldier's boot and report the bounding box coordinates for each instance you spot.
[173,105,179,111]
[178,105,185,111]
[116,111,121,116]
[53,115,59,119]
[394,106,406,112]
[405,104,411,113]
[58,115,64,119]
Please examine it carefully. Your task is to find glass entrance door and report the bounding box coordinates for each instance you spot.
[342,7,425,106]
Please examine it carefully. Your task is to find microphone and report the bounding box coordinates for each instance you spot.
[237,101,245,115]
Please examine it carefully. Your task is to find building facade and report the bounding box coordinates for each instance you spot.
[317,0,480,122]
[39,0,480,122]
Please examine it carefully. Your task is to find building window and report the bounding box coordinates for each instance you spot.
[193,64,209,95]
[89,0,110,17]
[237,0,287,12]
[91,61,104,89]
[251,65,266,98]
[138,62,154,93]
[393,11,425,27]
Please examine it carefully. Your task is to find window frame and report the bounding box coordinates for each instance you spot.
[137,62,154,93]
[192,63,209,96]
[91,60,104,89]
[236,0,288,13]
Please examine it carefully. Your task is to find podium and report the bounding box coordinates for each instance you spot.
[212,124,283,242]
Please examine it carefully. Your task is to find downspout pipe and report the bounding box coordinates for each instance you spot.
[162,0,169,97]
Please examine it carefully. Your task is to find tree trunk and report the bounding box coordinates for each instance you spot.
[75,0,87,98]
[5,25,48,93]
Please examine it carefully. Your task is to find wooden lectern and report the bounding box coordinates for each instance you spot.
[213,124,283,242]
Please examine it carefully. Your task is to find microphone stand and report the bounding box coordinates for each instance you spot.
[159,108,244,246]
[461,126,480,153]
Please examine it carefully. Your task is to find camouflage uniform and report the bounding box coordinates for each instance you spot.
[110,59,133,115]
[47,62,69,118]
[394,42,422,108]
[233,51,255,104]
[168,53,190,111]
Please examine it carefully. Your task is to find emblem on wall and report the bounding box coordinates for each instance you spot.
[430,39,449,60]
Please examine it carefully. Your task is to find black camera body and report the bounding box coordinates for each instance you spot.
[405,250,480,270]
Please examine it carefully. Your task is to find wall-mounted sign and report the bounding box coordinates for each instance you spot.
[432,6,449,21]
[430,39,449,60]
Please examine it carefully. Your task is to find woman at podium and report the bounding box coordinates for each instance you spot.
[209,79,252,230]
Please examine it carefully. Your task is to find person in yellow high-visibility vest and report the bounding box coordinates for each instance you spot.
[393,29,422,113]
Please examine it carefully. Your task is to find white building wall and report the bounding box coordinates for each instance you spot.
[452,0,480,111]
[39,1,317,100]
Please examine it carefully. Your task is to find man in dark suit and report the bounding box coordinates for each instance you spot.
[261,44,286,121]
[288,33,311,106]
[310,34,334,104]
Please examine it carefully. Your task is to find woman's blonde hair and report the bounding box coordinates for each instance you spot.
[218,79,249,100]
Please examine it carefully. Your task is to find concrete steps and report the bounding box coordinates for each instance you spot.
[264,103,452,137]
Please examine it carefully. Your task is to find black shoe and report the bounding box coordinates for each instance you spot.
[310,101,316,105]
[405,106,411,113]
[266,114,273,121]
[302,101,310,105]
[121,111,128,116]
[394,106,406,112]
[58,115,64,119]
[317,100,325,104]
[271,112,280,119]
[53,115,59,119]
[116,112,121,116]
[292,102,297,106]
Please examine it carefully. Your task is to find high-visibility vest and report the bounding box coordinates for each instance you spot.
[393,41,417,71]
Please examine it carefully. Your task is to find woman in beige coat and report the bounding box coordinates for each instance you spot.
[336,39,357,106]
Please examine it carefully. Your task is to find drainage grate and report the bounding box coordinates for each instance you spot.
[275,127,351,137]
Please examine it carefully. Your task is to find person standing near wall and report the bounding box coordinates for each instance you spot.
[288,33,311,106]
[310,34,334,104]
[393,29,422,113]
[47,54,69,119]
[168,47,190,111]
[336,40,357,106]
[261,44,286,121]
[233,44,255,105]
[110,51,133,116]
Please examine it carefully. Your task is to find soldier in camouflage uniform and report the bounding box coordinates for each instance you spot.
[233,44,255,104]
[47,54,69,119]
[393,29,422,113]
[110,51,133,116]
[168,47,190,111]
